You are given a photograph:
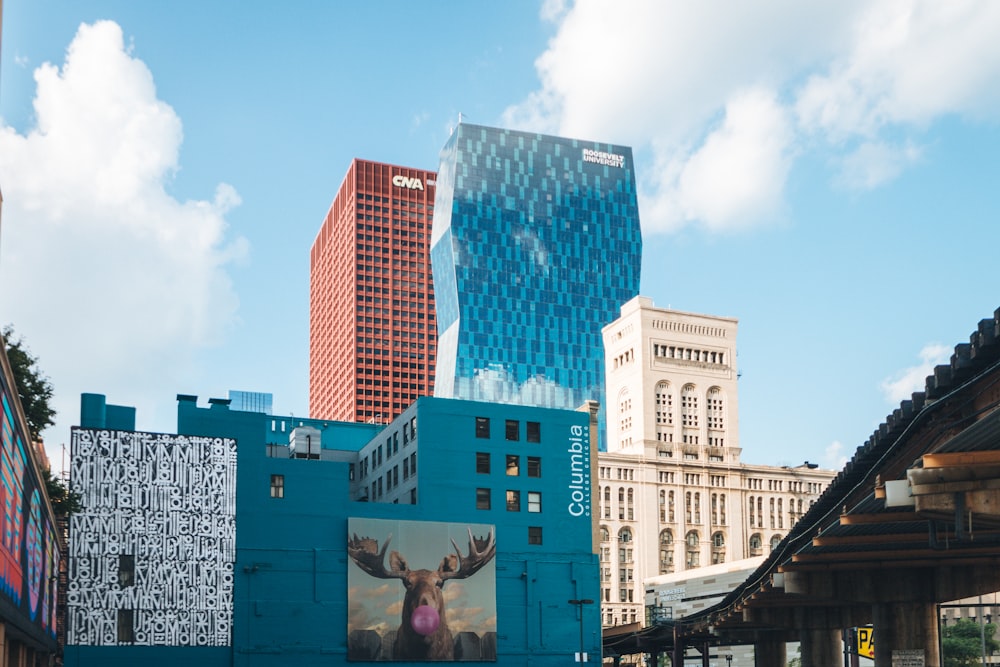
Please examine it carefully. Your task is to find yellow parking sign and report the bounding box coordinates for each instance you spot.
[857,626,875,659]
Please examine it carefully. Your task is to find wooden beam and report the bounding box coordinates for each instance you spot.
[922,451,1000,468]
[840,511,924,525]
[814,532,930,547]
[791,543,1000,564]
[814,529,1000,547]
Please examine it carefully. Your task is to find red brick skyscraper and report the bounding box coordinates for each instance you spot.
[309,159,437,423]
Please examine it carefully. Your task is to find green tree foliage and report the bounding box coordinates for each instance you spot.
[1,326,80,516]
[43,467,83,516]
[2,325,56,442]
[942,618,998,667]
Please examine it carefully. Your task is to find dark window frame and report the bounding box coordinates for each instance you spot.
[506,489,521,512]
[527,456,541,477]
[476,488,491,510]
[526,421,541,443]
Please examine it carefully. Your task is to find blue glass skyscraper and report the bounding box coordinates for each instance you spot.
[430,122,642,444]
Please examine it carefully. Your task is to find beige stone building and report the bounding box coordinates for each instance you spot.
[597,296,836,628]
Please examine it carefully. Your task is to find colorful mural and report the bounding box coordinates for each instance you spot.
[347,517,497,662]
[0,369,60,641]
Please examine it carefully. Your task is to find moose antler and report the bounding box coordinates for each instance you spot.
[347,533,407,579]
[440,527,496,581]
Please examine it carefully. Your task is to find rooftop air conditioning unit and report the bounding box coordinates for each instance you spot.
[290,426,322,459]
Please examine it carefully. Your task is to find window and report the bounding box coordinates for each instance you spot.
[117,609,135,643]
[506,490,521,511]
[270,474,284,498]
[712,532,726,564]
[505,419,520,441]
[685,531,700,569]
[619,527,632,543]
[476,488,491,510]
[749,533,763,557]
[506,455,520,476]
[528,491,541,513]
[527,456,541,477]
[600,526,610,542]
[528,526,542,545]
[681,384,699,427]
[707,387,725,430]
[659,530,674,574]
[118,554,135,588]
[526,421,541,442]
[476,452,490,474]
[410,452,416,475]
[476,417,490,438]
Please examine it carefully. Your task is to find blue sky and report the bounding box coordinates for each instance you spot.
[2,1,999,473]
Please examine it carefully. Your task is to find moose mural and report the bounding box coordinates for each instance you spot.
[347,518,497,661]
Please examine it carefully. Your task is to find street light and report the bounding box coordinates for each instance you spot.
[569,599,595,663]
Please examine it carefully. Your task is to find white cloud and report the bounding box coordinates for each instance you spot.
[835,139,922,190]
[824,440,849,470]
[879,343,952,404]
[0,21,246,465]
[506,0,1000,233]
[644,88,795,233]
[797,1,1000,138]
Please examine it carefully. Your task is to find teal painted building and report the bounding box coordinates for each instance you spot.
[65,394,600,666]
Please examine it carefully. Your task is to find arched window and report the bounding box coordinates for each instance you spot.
[626,488,634,520]
[770,534,782,553]
[668,491,675,522]
[685,531,700,569]
[777,498,784,529]
[749,533,763,557]
[655,381,673,441]
[619,527,632,543]
[659,530,674,574]
[617,387,632,440]
[706,387,724,430]
[681,384,699,428]
[748,496,755,527]
[711,531,726,564]
[685,492,692,523]
[720,494,727,525]
[659,490,666,522]
[603,486,611,518]
[600,526,609,543]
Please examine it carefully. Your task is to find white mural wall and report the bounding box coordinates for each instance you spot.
[67,429,237,646]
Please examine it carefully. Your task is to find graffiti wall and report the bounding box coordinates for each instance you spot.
[67,429,236,646]
[347,517,497,661]
[0,370,60,641]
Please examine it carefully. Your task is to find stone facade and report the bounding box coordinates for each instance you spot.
[597,296,836,628]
